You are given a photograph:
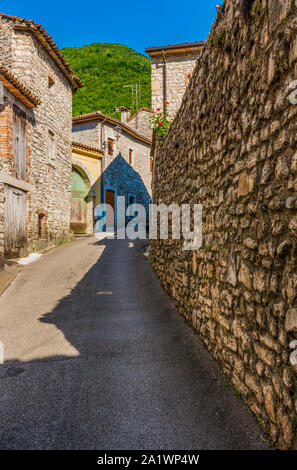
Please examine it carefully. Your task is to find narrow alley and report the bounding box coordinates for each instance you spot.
[0,237,270,450]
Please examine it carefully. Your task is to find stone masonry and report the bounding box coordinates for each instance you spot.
[0,13,82,253]
[127,107,152,140]
[146,42,204,118]
[149,0,297,449]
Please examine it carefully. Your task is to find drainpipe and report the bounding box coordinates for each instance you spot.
[100,117,108,205]
[161,49,167,114]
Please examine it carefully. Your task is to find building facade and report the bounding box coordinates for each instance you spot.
[0,13,82,256]
[145,42,204,118]
[72,111,152,230]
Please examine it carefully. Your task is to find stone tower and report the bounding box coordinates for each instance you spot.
[145,42,204,119]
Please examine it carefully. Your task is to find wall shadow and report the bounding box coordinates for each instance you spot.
[98,153,151,229]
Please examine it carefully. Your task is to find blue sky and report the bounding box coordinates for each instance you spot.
[2,1,224,54]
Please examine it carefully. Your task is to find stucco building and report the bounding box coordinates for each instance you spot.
[0,13,82,257]
[145,42,204,118]
[72,111,152,230]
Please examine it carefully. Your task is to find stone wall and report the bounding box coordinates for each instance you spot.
[150,48,202,118]
[149,0,297,449]
[0,16,74,251]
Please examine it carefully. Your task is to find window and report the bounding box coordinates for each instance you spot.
[48,76,55,88]
[48,130,55,164]
[107,138,114,156]
[129,148,134,166]
[127,194,136,218]
[150,156,153,173]
[185,73,192,86]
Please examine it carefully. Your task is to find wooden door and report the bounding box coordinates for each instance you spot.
[13,108,26,180]
[4,185,27,258]
[105,189,115,230]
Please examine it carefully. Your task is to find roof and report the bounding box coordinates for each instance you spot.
[73,111,152,145]
[128,107,152,122]
[0,65,41,108]
[145,41,204,55]
[0,13,83,92]
[72,141,103,155]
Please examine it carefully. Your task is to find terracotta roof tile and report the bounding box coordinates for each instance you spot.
[73,111,152,145]
[0,65,41,108]
[145,41,204,54]
[72,141,103,154]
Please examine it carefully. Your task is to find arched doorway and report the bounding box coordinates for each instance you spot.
[71,166,91,234]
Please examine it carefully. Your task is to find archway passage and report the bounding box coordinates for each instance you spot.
[71,167,90,234]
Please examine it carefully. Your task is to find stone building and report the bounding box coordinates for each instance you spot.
[149,0,297,450]
[0,13,83,256]
[72,111,152,230]
[145,41,204,118]
[71,142,103,235]
[116,106,152,140]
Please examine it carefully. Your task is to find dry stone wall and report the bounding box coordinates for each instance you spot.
[150,0,297,449]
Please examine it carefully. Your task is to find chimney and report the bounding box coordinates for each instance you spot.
[116,106,131,123]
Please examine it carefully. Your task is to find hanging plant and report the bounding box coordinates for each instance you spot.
[150,105,173,140]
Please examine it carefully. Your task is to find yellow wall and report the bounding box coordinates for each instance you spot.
[72,147,102,208]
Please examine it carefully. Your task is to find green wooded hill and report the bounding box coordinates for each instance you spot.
[61,43,151,119]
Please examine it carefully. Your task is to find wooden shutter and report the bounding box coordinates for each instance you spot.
[13,108,26,180]
[108,138,114,156]
[129,149,133,165]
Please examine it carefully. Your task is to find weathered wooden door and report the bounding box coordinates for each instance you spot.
[105,189,115,230]
[71,168,88,234]
[4,185,27,258]
[13,107,26,180]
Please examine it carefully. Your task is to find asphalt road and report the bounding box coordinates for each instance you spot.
[0,236,270,449]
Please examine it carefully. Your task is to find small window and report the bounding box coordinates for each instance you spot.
[48,76,55,88]
[108,138,114,156]
[128,194,136,218]
[48,130,55,164]
[129,148,134,166]
[150,156,153,173]
[185,73,192,86]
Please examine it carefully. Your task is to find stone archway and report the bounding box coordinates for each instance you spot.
[71,165,93,234]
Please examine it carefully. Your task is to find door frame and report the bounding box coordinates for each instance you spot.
[103,185,117,231]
